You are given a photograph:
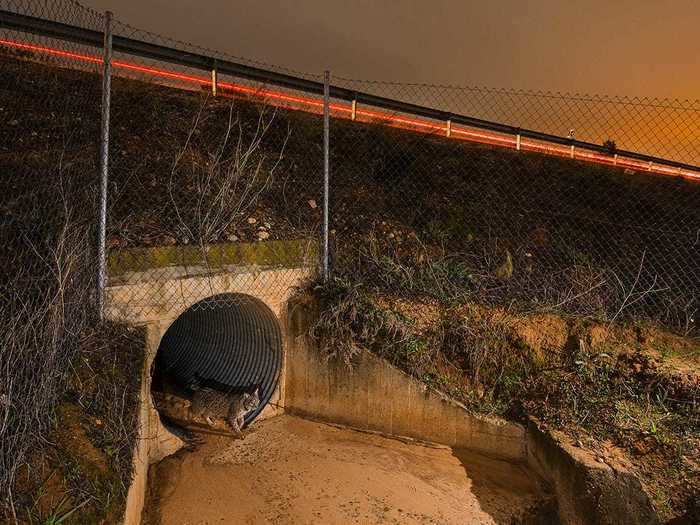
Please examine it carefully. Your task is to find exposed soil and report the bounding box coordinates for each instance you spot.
[143,415,553,525]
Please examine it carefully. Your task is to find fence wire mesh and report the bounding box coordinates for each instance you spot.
[0,0,104,514]
[333,77,700,166]
[0,0,696,332]
[328,78,700,334]
[106,14,323,319]
[1,0,699,518]
[0,2,696,357]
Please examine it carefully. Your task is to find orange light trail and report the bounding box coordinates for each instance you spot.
[1,38,699,183]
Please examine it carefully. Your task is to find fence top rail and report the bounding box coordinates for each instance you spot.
[1,9,700,174]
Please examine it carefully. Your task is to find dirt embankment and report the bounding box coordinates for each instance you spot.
[7,324,145,524]
[311,285,700,523]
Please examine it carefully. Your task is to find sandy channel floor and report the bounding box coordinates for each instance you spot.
[144,415,548,525]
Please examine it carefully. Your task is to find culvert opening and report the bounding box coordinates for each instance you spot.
[152,293,283,426]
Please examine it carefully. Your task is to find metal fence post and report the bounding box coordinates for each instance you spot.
[322,70,330,282]
[97,11,113,320]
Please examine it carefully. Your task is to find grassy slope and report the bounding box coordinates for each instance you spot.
[14,324,145,524]
[2,52,698,330]
[2,51,699,521]
[0,53,145,523]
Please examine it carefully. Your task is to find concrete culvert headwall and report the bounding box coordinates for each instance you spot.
[153,293,283,425]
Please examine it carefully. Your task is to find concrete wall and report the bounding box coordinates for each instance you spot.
[108,242,314,525]
[282,300,660,524]
[526,420,659,525]
[284,297,527,462]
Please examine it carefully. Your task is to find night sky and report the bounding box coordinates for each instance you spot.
[82,0,699,99]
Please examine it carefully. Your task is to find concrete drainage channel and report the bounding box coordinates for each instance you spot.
[105,242,660,525]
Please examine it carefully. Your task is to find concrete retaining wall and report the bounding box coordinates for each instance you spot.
[284,297,527,462]
[282,297,660,524]
[526,420,659,525]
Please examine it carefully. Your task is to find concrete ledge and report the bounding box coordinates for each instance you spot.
[109,239,317,280]
[526,419,659,525]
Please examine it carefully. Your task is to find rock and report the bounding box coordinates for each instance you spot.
[247,217,257,224]
[227,234,239,242]
[495,250,514,280]
[162,235,177,246]
[257,231,270,240]
[308,199,317,209]
[107,238,126,249]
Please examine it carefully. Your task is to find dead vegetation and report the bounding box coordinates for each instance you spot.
[0,53,144,522]
[166,100,290,247]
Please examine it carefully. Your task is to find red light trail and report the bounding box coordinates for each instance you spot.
[1,38,698,183]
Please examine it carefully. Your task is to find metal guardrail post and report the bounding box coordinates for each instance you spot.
[322,70,330,282]
[97,11,113,320]
[211,60,217,97]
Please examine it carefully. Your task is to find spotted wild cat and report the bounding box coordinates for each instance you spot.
[190,380,260,436]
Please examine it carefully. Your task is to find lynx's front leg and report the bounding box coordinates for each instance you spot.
[228,415,242,437]
[237,415,245,439]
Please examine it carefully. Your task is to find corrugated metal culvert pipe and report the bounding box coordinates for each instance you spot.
[154,293,283,425]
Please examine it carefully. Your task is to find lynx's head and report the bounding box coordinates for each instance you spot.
[243,388,260,412]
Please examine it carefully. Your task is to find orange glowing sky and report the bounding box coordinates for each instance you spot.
[81,0,699,100]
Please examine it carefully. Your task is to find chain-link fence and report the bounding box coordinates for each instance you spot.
[329,78,700,333]
[1,0,700,514]
[105,17,324,320]
[0,0,104,517]
[332,77,700,166]
[2,1,698,326]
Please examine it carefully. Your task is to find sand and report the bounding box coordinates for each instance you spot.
[144,415,547,524]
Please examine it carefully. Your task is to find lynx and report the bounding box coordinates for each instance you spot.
[190,379,260,436]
